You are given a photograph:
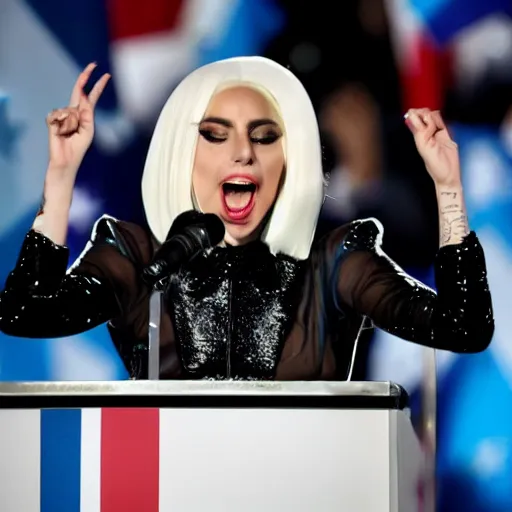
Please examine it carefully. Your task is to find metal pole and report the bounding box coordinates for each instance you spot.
[148,290,162,380]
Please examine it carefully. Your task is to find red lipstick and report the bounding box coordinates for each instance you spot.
[220,174,258,223]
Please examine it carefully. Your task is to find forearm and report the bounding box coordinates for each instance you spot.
[335,218,493,353]
[0,273,119,338]
[0,228,120,338]
[32,168,75,246]
[435,181,470,247]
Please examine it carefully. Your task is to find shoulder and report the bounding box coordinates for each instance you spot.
[88,214,155,267]
[315,217,384,257]
[67,215,156,315]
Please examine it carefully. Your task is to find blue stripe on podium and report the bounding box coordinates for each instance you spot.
[41,409,82,512]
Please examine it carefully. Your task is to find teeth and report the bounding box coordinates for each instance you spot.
[225,180,252,185]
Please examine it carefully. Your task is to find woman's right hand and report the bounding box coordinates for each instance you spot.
[46,63,110,179]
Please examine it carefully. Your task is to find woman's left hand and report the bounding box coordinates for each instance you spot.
[405,108,461,187]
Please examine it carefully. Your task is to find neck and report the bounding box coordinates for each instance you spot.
[223,223,265,247]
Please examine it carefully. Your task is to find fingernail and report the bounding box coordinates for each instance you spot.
[403,112,409,120]
[57,112,69,121]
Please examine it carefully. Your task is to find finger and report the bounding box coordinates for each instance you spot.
[409,107,433,122]
[404,110,426,134]
[430,110,447,130]
[415,108,448,134]
[419,112,438,142]
[46,108,70,126]
[415,108,438,128]
[87,73,111,108]
[47,108,79,135]
[415,107,432,123]
[47,109,63,137]
[57,112,80,135]
[78,108,94,128]
[406,108,437,131]
[69,62,97,106]
[430,110,457,146]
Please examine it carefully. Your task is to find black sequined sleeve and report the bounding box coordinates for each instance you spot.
[329,218,494,353]
[0,229,120,338]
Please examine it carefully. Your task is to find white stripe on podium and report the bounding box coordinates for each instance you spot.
[159,408,392,511]
[80,408,101,512]
[0,410,41,512]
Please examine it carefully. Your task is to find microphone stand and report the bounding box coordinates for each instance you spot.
[147,275,169,381]
[148,289,163,380]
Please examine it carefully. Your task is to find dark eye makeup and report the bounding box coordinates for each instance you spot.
[199,129,227,143]
[198,126,281,145]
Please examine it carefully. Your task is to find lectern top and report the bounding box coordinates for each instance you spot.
[0,380,408,410]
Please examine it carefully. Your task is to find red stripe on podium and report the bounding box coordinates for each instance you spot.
[100,408,160,512]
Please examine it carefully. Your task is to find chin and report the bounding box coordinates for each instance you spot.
[224,222,261,246]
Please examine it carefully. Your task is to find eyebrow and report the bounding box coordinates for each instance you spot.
[200,116,279,130]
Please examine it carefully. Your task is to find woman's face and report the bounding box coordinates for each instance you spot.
[192,86,285,246]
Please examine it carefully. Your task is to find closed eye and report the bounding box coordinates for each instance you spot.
[250,133,281,145]
[199,129,226,143]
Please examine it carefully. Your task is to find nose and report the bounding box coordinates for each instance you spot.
[232,135,254,166]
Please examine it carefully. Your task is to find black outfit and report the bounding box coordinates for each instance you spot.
[0,216,494,380]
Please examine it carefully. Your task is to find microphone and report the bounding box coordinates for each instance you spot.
[143,211,225,288]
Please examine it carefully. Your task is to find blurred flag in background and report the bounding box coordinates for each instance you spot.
[0,0,284,381]
[374,1,512,510]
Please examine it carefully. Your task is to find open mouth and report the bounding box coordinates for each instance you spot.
[222,181,257,209]
[221,179,257,221]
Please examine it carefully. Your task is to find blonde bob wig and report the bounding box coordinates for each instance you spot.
[141,56,325,260]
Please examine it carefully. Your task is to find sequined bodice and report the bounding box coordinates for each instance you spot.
[167,242,304,380]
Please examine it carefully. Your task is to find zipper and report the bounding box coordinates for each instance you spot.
[226,270,233,379]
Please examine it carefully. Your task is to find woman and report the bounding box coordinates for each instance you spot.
[0,57,494,380]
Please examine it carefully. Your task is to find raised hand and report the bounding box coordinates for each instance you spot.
[405,108,470,246]
[46,63,110,178]
[404,108,461,187]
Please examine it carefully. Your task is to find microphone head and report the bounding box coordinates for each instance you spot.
[143,211,225,288]
[165,210,206,240]
[197,213,225,247]
[165,210,225,249]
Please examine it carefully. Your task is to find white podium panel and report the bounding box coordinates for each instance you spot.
[0,381,424,512]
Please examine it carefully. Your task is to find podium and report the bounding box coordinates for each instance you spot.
[0,380,424,512]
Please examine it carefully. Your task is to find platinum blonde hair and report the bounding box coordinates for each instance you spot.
[141,56,325,260]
